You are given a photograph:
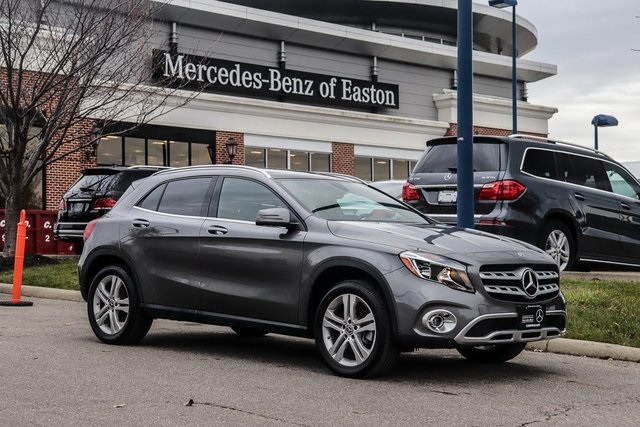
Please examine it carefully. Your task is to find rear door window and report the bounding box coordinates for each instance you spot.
[557,153,610,191]
[156,178,212,216]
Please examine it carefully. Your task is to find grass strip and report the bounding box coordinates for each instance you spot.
[0,258,79,290]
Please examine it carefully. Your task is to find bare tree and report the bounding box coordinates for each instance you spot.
[0,0,189,258]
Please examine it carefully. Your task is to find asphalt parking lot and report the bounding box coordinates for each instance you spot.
[1,297,640,426]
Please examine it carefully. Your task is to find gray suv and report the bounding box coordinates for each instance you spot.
[79,166,566,378]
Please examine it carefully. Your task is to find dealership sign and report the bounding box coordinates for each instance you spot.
[153,50,399,109]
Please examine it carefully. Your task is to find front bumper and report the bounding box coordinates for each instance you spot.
[385,266,567,349]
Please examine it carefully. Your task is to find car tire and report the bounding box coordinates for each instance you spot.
[539,220,576,271]
[456,343,527,363]
[87,265,152,345]
[231,326,268,337]
[314,280,399,378]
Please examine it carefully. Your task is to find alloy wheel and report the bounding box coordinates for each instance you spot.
[545,229,570,271]
[92,274,130,335]
[321,293,377,367]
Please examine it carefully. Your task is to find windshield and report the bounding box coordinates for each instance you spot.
[278,178,430,223]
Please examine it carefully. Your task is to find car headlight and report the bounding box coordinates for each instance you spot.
[399,251,474,293]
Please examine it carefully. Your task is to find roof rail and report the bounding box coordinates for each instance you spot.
[153,164,272,178]
[311,171,368,184]
[127,165,171,170]
[508,134,613,160]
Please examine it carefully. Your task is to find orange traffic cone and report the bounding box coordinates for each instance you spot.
[0,210,34,307]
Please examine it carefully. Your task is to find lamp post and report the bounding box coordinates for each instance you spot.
[591,114,618,151]
[489,0,518,134]
[225,137,238,164]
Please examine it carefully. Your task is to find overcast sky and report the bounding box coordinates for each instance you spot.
[479,1,640,162]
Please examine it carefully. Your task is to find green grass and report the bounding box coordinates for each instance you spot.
[1,260,639,348]
[0,258,79,290]
[561,278,640,348]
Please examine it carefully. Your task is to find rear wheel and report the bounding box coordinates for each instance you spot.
[539,221,575,271]
[314,280,399,378]
[87,265,152,345]
[457,343,527,363]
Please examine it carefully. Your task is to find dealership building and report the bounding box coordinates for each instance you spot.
[10,0,559,211]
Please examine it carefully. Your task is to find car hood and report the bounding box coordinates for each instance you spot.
[327,221,551,264]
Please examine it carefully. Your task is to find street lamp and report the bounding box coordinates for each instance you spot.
[489,0,518,134]
[225,137,238,164]
[591,114,618,151]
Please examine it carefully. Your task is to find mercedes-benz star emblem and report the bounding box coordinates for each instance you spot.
[521,268,539,298]
[444,173,452,181]
[535,308,545,324]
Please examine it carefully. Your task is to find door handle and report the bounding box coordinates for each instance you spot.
[574,193,586,201]
[132,219,150,228]
[207,225,228,235]
[621,202,631,210]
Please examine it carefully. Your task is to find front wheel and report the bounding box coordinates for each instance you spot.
[539,221,575,271]
[87,265,152,345]
[314,280,399,378]
[457,343,527,363]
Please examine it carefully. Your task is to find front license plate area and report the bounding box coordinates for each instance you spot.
[438,190,457,204]
[517,304,545,329]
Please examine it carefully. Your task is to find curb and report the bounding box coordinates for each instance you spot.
[0,283,83,303]
[562,271,640,283]
[2,283,639,363]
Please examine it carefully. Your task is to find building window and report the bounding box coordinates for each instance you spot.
[246,147,331,172]
[355,156,416,181]
[97,136,213,167]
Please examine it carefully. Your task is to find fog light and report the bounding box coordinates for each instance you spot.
[423,310,457,334]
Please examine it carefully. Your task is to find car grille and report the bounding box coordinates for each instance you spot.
[479,265,560,303]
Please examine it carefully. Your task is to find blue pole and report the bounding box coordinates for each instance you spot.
[512,3,518,134]
[594,125,599,151]
[457,0,474,228]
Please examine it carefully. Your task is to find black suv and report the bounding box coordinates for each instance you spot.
[403,135,640,271]
[79,166,565,378]
[54,166,166,252]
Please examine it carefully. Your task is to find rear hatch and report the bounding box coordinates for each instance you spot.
[405,137,508,222]
[59,169,120,222]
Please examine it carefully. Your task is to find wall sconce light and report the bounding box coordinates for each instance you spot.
[225,137,238,164]
[87,126,101,160]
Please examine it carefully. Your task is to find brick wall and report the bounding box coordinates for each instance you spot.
[331,142,354,175]
[445,124,547,138]
[215,131,245,165]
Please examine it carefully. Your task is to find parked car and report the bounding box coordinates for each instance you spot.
[403,134,640,271]
[54,166,167,252]
[79,165,566,378]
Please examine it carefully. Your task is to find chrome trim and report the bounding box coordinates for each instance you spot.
[483,283,559,298]
[510,134,612,160]
[54,222,91,226]
[454,310,566,345]
[413,184,484,189]
[154,164,272,178]
[480,270,559,281]
[579,258,640,268]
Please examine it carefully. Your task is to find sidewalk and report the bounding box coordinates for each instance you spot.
[2,282,640,363]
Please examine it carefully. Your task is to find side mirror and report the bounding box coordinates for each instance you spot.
[255,207,297,229]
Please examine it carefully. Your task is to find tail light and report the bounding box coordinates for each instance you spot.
[93,197,117,211]
[58,198,66,210]
[84,219,99,241]
[402,182,420,202]
[478,180,526,201]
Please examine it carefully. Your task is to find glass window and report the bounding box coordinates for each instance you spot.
[278,178,429,223]
[605,163,640,199]
[522,149,557,179]
[217,178,285,222]
[246,148,266,168]
[148,140,167,166]
[414,141,504,173]
[267,148,286,169]
[289,150,309,171]
[558,154,609,191]
[169,141,189,167]
[138,184,166,211]
[157,178,211,216]
[97,136,123,165]
[311,153,330,172]
[392,159,409,180]
[191,143,211,166]
[373,158,390,181]
[355,157,372,181]
[409,161,417,174]
[124,137,145,166]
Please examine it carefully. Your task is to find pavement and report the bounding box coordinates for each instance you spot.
[2,281,640,364]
